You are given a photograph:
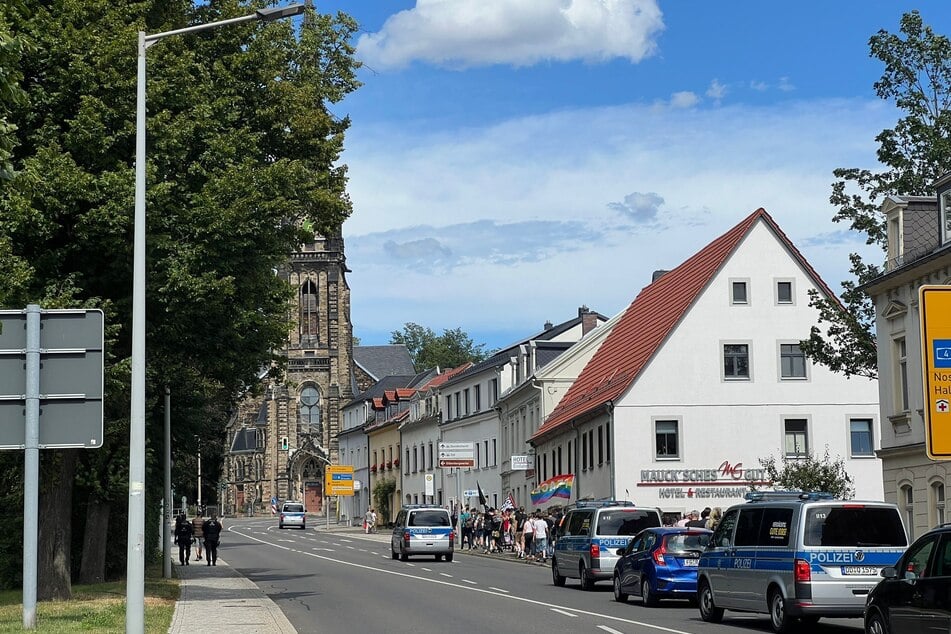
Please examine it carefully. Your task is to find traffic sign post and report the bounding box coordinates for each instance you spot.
[920,286,951,459]
[438,441,475,468]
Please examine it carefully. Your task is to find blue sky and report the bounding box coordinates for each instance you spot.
[315,0,951,352]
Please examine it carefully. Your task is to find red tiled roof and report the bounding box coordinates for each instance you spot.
[419,362,474,390]
[395,388,416,399]
[532,208,837,442]
[372,397,384,410]
[383,390,397,402]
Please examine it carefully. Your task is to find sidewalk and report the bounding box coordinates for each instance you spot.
[167,522,545,633]
[167,558,296,634]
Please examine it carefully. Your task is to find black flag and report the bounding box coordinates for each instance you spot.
[477,481,487,509]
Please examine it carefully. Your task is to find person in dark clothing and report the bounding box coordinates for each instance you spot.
[686,507,710,528]
[202,514,222,566]
[174,513,194,565]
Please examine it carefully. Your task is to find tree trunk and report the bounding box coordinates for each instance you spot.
[78,497,109,584]
[37,449,76,600]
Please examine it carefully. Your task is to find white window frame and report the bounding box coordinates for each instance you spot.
[848,417,875,457]
[901,483,915,540]
[895,336,909,413]
[778,341,808,381]
[930,480,946,528]
[783,417,810,458]
[774,278,795,305]
[729,278,750,305]
[722,340,752,381]
[653,418,681,461]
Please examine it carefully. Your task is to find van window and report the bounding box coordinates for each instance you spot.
[409,510,450,527]
[804,506,907,547]
[566,511,592,536]
[757,507,793,546]
[712,509,738,547]
[734,508,764,546]
[666,533,710,554]
[282,503,304,513]
[596,510,661,536]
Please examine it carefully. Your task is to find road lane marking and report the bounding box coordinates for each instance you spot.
[346,546,355,550]
[489,587,509,593]
[598,627,624,634]
[340,539,353,542]
[463,579,477,585]
[439,573,452,578]
[421,568,432,572]
[551,609,577,618]
[229,526,693,634]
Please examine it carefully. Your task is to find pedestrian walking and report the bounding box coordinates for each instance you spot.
[192,512,205,561]
[523,511,535,560]
[202,513,222,566]
[174,513,194,566]
[533,513,549,563]
[364,507,376,534]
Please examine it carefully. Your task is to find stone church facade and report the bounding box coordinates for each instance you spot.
[221,235,353,516]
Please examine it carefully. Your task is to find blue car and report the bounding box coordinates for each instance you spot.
[613,527,712,606]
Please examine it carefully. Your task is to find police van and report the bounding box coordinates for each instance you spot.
[696,491,907,632]
[390,505,455,562]
[552,499,663,590]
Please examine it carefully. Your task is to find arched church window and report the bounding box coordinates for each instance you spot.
[300,385,322,437]
[300,279,319,342]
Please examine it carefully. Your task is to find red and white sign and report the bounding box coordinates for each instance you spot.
[438,442,475,468]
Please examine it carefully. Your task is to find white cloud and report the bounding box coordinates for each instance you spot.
[668,91,699,108]
[706,78,727,104]
[342,98,893,348]
[778,76,795,92]
[356,0,665,70]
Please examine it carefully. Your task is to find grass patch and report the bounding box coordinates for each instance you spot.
[0,561,179,633]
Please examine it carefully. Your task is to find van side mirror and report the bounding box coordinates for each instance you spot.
[881,566,897,579]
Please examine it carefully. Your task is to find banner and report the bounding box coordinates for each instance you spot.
[500,492,516,511]
[477,481,487,508]
[530,474,575,505]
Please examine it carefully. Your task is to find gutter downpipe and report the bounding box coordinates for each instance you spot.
[607,400,616,501]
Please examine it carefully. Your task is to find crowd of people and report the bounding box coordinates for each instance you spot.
[673,506,722,530]
[457,506,561,562]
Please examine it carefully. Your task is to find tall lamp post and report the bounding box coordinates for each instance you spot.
[128,5,305,632]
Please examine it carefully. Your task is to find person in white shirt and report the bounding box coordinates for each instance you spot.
[532,514,549,563]
[523,512,536,560]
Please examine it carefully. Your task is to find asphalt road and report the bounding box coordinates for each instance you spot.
[221,517,866,634]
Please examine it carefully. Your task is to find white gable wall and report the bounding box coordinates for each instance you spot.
[613,221,882,515]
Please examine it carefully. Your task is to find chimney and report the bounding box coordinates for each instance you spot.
[652,269,669,282]
[579,305,598,335]
[543,320,553,330]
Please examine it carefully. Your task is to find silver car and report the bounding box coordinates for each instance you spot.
[391,505,454,562]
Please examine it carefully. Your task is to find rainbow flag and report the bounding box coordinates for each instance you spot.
[530,474,575,505]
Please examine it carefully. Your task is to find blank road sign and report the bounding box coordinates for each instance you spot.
[0,309,104,449]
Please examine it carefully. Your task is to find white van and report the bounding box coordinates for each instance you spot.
[697,491,907,632]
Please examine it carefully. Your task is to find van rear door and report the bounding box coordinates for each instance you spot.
[801,503,907,608]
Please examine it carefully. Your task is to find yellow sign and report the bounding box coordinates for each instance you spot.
[920,286,951,459]
[324,465,355,496]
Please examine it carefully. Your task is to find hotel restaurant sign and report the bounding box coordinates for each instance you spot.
[637,460,771,500]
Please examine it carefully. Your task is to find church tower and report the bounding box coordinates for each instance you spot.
[223,234,353,515]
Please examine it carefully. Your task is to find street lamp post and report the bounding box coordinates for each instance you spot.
[127,5,305,632]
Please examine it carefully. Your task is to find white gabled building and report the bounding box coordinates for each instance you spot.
[441,308,606,510]
[497,310,621,508]
[531,209,884,522]
[398,363,472,508]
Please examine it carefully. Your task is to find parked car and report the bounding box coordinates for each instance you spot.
[279,501,306,529]
[552,499,663,590]
[864,522,951,634]
[613,527,712,606]
[697,491,907,633]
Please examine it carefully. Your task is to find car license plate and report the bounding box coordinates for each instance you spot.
[842,566,878,575]
[683,558,699,567]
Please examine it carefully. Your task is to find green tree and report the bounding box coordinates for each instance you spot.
[0,0,359,596]
[802,10,951,379]
[0,4,27,180]
[373,477,396,527]
[390,322,488,372]
[758,450,855,500]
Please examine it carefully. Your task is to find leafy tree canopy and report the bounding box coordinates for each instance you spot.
[0,0,360,589]
[802,10,951,379]
[390,322,489,372]
[758,450,856,500]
